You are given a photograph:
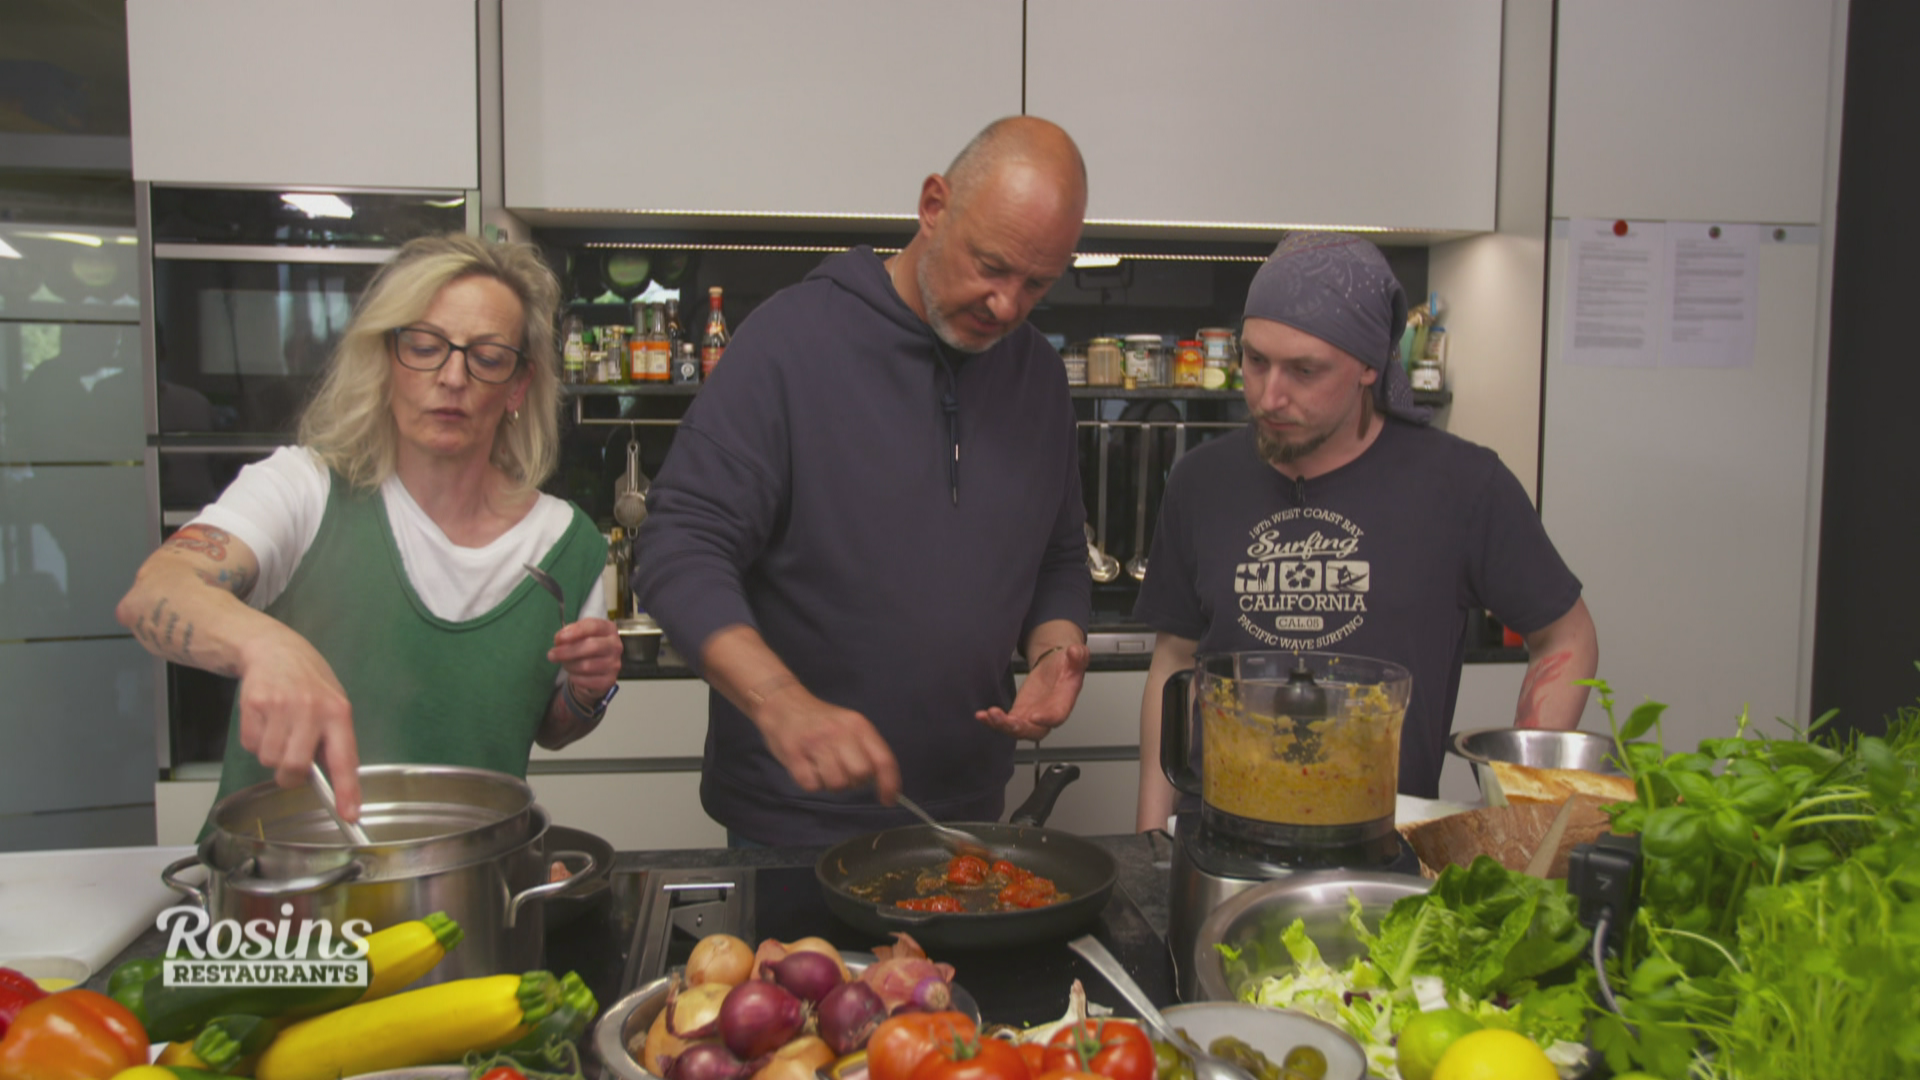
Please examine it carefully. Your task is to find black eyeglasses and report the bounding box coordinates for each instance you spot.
[388,327,525,384]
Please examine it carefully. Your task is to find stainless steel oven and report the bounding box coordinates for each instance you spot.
[140,183,474,771]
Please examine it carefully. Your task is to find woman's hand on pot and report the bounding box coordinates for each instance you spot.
[235,627,363,818]
[976,641,1091,740]
[549,617,621,699]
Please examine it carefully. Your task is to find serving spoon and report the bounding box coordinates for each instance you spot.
[895,793,993,861]
[523,562,567,623]
[1069,936,1256,1080]
[308,761,372,846]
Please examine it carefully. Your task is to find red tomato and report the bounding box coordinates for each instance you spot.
[1016,1043,1049,1075]
[910,1033,1030,1080]
[897,895,965,913]
[480,1067,528,1080]
[991,861,1029,882]
[0,989,149,1080]
[946,856,989,887]
[1042,1020,1155,1080]
[998,876,1058,909]
[867,1011,979,1080]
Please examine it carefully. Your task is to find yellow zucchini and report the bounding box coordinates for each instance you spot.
[253,971,561,1080]
[360,911,464,1002]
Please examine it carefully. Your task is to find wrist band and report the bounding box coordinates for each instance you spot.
[1030,645,1065,669]
[562,681,618,723]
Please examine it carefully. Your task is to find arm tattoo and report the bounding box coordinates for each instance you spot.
[167,524,232,562]
[1516,650,1573,728]
[135,597,233,675]
[195,564,256,600]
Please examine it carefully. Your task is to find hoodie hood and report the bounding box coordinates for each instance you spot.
[805,245,937,340]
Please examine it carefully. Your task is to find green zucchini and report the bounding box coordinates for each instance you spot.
[190,1013,286,1074]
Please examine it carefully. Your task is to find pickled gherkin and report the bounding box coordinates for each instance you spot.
[1203,1036,1326,1080]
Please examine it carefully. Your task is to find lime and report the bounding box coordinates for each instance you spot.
[1395,1009,1483,1080]
[1430,1029,1557,1080]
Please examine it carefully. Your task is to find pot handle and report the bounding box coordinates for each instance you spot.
[160,854,209,907]
[505,848,599,929]
[225,858,365,897]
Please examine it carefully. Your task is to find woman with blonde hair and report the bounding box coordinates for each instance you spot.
[118,233,620,820]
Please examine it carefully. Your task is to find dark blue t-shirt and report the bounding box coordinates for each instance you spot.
[1133,420,1582,796]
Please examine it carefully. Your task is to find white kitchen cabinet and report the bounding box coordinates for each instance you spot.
[502,0,1023,218]
[125,0,479,188]
[1025,0,1502,232]
[1553,0,1837,224]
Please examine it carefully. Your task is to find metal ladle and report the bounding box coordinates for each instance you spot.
[1088,422,1121,582]
[1125,426,1153,581]
[1069,936,1255,1080]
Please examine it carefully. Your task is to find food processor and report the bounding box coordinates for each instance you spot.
[1161,651,1420,998]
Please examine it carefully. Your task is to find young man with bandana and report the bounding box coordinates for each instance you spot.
[1133,232,1599,830]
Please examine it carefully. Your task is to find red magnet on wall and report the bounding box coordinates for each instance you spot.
[1611,220,1629,237]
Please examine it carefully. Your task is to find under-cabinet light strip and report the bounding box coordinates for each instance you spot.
[582,241,1260,263]
[546,207,1436,234]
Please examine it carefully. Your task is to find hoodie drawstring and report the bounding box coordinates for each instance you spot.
[934,346,961,506]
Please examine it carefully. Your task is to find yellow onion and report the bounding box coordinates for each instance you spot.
[689,934,756,988]
[751,1036,837,1080]
[638,1008,697,1078]
[671,980,734,1039]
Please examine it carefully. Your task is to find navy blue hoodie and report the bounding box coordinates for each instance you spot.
[633,247,1089,844]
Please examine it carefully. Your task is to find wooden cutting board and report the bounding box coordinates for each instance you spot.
[0,845,199,979]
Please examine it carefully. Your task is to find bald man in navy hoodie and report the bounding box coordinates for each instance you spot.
[634,117,1094,845]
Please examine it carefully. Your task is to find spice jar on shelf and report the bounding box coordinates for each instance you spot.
[1173,339,1205,387]
[1086,337,1124,387]
[1123,334,1165,387]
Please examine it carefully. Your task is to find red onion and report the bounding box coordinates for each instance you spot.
[668,1042,749,1080]
[910,975,951,1012]
[860,955,954,1011]
[718,979,805,1061]
[767,949,844,1005]
[815,980,889,1056]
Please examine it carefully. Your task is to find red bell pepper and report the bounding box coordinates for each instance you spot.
[0,988,149,1080]
[0,969,47,1039]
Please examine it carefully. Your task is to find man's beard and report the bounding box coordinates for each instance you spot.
[1254,417,1335,467]
[917,239,999,355]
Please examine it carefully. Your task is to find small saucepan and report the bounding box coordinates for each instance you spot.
[815,764,1117,951]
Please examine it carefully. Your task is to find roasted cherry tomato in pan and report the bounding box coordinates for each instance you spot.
[946,855,990,887]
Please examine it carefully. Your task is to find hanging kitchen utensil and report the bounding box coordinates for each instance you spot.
[1126,424,1153,581]
[1088,422,1121,582]
[613,428,649,530]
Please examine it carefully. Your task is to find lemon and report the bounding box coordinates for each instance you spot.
[1430,1028,1557,1080]
[1395,1009,1483,1080]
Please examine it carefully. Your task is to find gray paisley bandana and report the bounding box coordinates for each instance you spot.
[1242,231,1431,425]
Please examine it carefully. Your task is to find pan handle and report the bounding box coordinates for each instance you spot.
[1161,667,1203,796]
[1008,762,1080,827]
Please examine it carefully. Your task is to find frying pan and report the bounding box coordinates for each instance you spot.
[815,764,1117,950]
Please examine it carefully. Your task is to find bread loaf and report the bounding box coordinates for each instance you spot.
[1483,760,1638,807]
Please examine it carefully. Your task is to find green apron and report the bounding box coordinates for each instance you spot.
[209,474,608,810]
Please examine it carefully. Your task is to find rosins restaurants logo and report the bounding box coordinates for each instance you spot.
[156,903,371,987]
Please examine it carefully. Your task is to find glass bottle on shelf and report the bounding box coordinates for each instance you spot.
[702,286,730,377]
[664,297,684,350]
[645,303,672,382]
[561,314,587,385]
[628,302,650,383]
[672,340,701,385]
[601,323,629,385]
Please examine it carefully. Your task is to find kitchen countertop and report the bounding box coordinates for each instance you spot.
[81,833,1177,1001]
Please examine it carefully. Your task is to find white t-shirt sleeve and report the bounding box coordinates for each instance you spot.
[189,446,331,610]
